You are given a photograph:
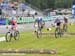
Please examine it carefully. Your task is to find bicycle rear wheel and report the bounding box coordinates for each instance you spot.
[5,32,12,42]
[55,28,62,38]
[14,31,20,40]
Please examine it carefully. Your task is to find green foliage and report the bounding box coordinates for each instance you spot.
[54,0,72,8]
[24,0,72,10]
[25,0,55,10]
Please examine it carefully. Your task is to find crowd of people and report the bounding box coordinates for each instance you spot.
[0,0,37,18]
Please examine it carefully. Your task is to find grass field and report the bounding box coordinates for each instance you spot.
[0,23,75,56]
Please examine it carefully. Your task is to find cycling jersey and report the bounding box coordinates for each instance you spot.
[9,19,17,25]
[54,18,61,26]
[35,18,43,23]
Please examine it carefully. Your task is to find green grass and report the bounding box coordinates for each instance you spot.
[0,34,4,37]
[0,24,75,56]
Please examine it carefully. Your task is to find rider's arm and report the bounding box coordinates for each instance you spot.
[54,19,57,23]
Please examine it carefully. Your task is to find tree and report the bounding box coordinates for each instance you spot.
[24,0,72,10]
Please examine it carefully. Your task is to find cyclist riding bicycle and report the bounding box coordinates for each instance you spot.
[6,18,20,42]
[34,17,44,32]
[54,17,63,38]
[6,18,17,30]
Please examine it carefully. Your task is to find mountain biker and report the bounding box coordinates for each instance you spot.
[34,17,44,32]
[6,18,17,30]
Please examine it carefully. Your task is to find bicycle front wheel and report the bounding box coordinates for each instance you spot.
[5,32,11,42]
[14,31,20,40]
[36,31,42,38]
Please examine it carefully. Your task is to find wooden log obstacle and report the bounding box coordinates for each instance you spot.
[0,49,56,54]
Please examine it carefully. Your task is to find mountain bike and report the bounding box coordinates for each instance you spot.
[5,28,20,42]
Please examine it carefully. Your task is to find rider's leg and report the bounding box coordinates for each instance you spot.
[63,23,67,32]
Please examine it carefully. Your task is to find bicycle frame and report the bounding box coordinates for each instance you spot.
[8,28,16,37]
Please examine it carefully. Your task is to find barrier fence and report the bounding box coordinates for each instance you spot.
[0,16,52,25]
[0,18,6,25]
